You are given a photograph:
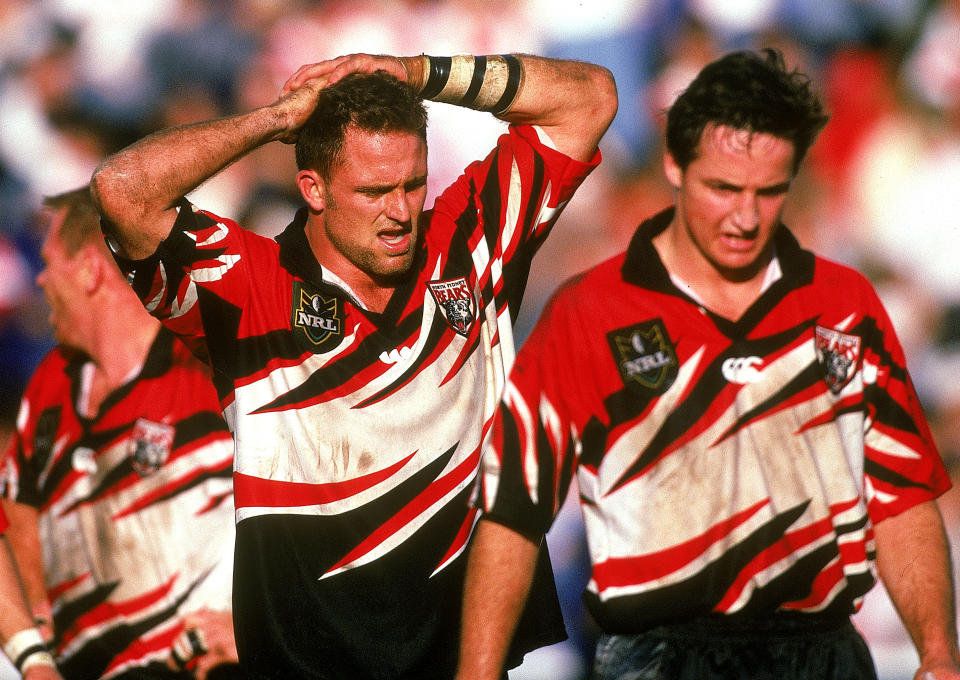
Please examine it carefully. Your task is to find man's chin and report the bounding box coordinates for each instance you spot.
[372,265,415,288]
[370,251,421,285]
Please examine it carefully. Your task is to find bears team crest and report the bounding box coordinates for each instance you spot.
[428,277,476,336]
[607,319,678,394]
[130,418,175,477]
[815,325,862,394]
[291,281,343,353]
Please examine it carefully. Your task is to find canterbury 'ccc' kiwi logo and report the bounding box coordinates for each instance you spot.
[291,281,343,353]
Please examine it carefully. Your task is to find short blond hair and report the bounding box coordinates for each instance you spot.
[42,186,106,256]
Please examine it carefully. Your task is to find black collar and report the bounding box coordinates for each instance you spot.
[621,206,814,292]
[276,207,325,287]
[274,207,430,324]
[620,207,816,336]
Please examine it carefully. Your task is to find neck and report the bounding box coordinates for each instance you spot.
[306,221,398,314]
[87,298,161,389]
[654,226,774,322]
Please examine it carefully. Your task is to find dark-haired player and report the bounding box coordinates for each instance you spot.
[457,49,960,680]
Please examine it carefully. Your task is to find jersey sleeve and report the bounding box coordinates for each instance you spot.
[432,124,600,301]
[861,280,951,522]
[1,352,61,509]
[477,283,589,537]
[106,199,256,362]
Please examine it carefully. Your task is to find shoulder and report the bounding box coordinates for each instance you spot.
[811,255,882,303]
[15,348,73,432]
[25,347,72,392]
[532,252,627,335]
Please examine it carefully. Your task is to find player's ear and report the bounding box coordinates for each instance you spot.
[75,245,106,294]
[297,169,326,213]
[663,150,683,190]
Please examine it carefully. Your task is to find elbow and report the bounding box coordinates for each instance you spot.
[89,159,120,220]
[591,65,619,132]
[89,158,149,260]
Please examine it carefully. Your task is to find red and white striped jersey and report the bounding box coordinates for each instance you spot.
[112,124,598,678]
[1,330,235,679]
[478,208,951,633]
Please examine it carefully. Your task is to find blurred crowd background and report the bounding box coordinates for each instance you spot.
[1,1,958,678]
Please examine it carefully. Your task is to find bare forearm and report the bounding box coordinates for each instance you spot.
[91,105,287,260]
[455,518,540,680]
[1,537,59,678]
[399,53,617,162]
[875,500,960,672]
[1,501,48,615]
[499,54,617,159]
[0,536,33,642]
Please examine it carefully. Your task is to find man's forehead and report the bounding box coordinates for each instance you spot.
[701,123,793,157]
[333,127,428,182]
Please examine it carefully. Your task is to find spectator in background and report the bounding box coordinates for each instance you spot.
[1,188,238,680]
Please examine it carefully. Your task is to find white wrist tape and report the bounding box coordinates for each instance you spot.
[20,650,56,673]
[418,54,523,114]
[3,627,54,673]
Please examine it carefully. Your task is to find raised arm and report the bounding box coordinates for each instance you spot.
[90,71,328,260]
[874,500,960,679]
[283,52,618,163]
[94,51,615,261]
[487,54,617,162]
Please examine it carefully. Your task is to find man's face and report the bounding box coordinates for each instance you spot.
[313,125,428,288]
[665,124,796,280]
[35,209,83,347]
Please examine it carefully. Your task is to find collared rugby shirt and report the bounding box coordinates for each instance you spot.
[1,330,235,680]
[112,124,599,679]
[479,208,951,634]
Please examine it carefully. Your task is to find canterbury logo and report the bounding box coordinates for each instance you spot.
[721,356,764,384]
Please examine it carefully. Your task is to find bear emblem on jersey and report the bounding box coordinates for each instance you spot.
[291,281,343,353]
[815,325,862,394]
[130,418,175,477]
[428,277,476,336]
[607,319,678,394]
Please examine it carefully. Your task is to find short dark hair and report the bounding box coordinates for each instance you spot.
[665,48,829,173]
[295,70,428,178]
[43,186,103,255]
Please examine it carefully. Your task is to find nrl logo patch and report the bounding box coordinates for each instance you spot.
[815,325,862,394]
[129,418,175,477]
[291,281,343,353]
[607,319,678,393]
[428,277,476,336]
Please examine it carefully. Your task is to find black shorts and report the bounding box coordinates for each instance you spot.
[590,614,878,680]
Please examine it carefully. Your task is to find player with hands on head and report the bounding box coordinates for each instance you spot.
[455,48,960,680]
[1,188,239,680]
[1,503,61,680]
[91,51,616,679]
